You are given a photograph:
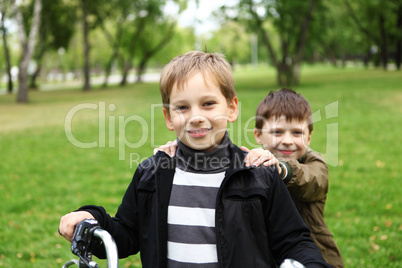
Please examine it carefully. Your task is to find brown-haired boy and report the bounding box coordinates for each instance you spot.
[248,88,344,267]
[59,52,330,267]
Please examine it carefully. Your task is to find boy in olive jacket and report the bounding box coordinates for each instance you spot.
[247,89,344,267]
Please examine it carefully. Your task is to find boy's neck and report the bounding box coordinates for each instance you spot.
[176,132,231,173]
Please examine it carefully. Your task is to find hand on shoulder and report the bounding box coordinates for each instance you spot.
[242,147,282,174]
[153,140,178,157]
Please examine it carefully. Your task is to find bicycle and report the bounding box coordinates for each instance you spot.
[62,219,305,268]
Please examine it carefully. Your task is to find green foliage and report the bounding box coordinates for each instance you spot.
[0,66,401,267]
[201,21,251,65]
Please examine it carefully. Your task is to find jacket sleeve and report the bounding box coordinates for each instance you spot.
[78,166,144,259]
[285,152,329,202]
[266,169,331,268]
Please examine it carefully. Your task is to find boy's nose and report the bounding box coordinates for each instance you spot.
[188,114,207,125]
[282,132,293,145]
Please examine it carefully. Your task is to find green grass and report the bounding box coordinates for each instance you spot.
[0,65,401,267]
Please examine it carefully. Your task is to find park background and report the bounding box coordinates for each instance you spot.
[0,0,401,267]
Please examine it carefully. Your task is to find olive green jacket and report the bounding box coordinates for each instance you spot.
[284,149,344,268]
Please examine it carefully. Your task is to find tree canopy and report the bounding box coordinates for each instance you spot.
[0,0,400,102]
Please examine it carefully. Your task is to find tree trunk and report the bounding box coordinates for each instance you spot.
[102,47,119,88]
[17,61,29,102]
[1,14,13,94]
[378,13,388,70]
[29,63,42,89]
[14,0,42,103]
[136,60,146,83]
[395,3,402,70]
[29,33,45,90]
[120,60,131,86]
[81,0,91,91]
[276,63,292,87]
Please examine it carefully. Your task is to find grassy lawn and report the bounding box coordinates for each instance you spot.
[0,65,401,267]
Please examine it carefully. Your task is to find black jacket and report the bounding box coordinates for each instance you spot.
[81,142,331,268]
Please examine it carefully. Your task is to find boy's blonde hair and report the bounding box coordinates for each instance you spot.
[255,88,313,133]
[160,51,236,111]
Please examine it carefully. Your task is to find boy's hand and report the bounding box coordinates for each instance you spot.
[242,147,282,173]
[59,211,94,242]
[153,140,178,157]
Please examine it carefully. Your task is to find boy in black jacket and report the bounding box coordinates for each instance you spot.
[59,51,331,267]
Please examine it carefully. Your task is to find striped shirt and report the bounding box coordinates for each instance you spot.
[167,134,231,267]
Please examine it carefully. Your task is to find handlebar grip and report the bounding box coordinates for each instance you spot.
[93,229,119,268]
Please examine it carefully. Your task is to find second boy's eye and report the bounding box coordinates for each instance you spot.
[271,130,282,135]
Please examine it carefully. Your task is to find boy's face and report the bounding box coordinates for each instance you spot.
[163,72,238,152]
[254,116,312,161]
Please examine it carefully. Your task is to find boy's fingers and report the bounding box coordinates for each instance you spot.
[240,146,250,152]
[154,140,177,157]
[262,158,279,167]
[169,146,177,157]
[245,152,260,166]
[275,163,282,174]
[59,211,94,242]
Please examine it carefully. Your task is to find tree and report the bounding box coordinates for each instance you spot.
[80,0,91,90]
[344,0,402,69]
[118,0,165,86]
[222,0,322,86]
[203,21,252,67]
[134,20,176,83]
[13,0,42,103]
[93,0,136,87]
[28,0,77,89]
[0,0,13,94]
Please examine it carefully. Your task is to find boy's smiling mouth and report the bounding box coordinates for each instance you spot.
[187,128,212,138]
[278,150,295,155]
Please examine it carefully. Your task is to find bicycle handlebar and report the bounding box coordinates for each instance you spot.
[93,228,119,268]
[63,221,305,268]
[62,219,119,268]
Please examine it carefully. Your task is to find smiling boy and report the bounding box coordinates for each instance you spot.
[59,52,330,267]
[248,89,344,267]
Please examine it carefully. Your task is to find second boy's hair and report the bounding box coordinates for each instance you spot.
[159,51,236,111]
[255,88,313,133]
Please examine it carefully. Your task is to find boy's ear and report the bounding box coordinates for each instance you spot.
[254,128,263,145]
[228,97,239,123]
[306,130,313,147]
[163,107,174,131]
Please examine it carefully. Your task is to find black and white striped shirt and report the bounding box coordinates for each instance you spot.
[167,134,231,267]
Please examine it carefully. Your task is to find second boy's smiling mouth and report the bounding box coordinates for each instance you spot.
[279,150,295,155]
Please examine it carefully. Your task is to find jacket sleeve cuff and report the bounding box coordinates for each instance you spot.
[75,205,107,227]
[279,161,293,183]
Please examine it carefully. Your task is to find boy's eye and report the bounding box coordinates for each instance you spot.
[271,130,282,135]
[293,131,303,135]
[203,101,215,107]
[175,106,188,111]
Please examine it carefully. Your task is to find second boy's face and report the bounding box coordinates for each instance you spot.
[254,116,312,161]
[163,72,238,152]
